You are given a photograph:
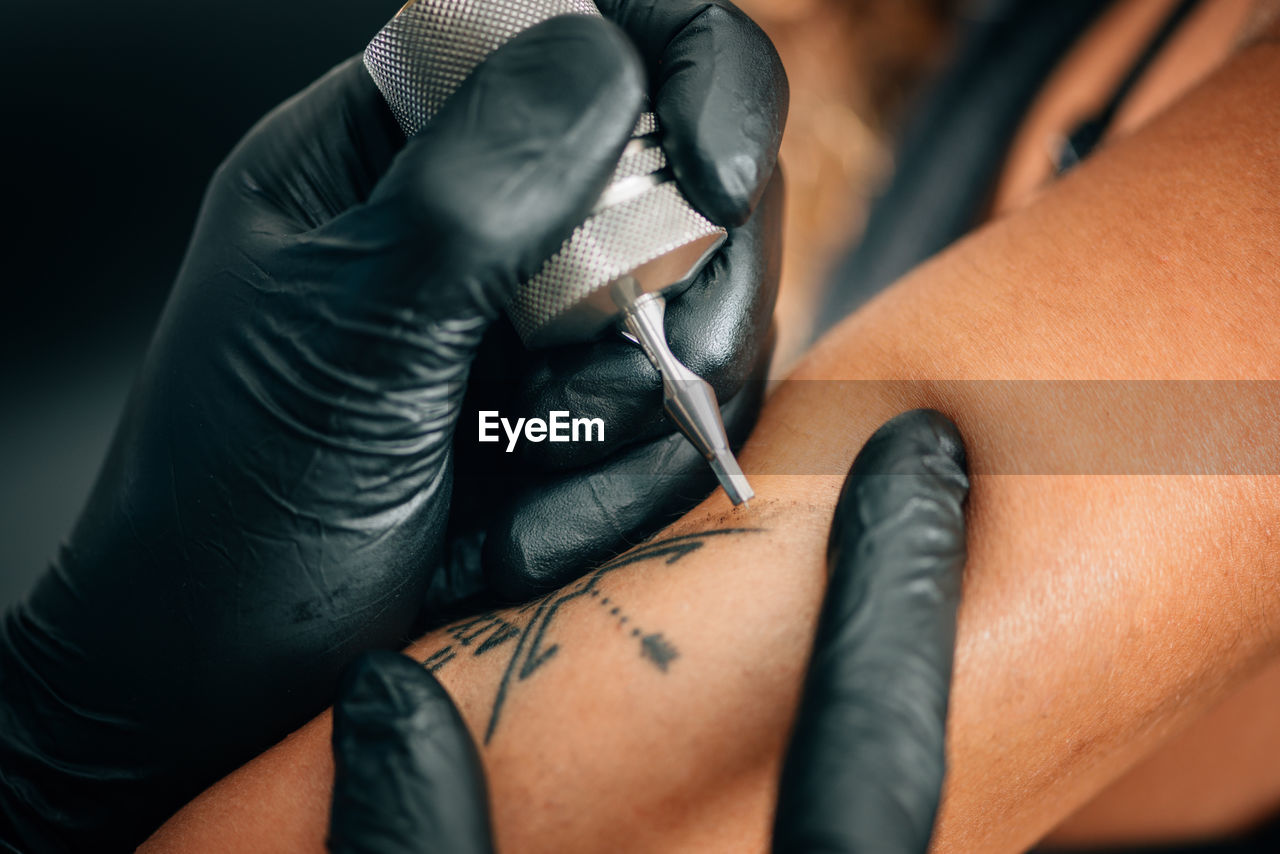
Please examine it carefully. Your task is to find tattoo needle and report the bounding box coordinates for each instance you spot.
[366,0,753,507]
[618,287,754,506]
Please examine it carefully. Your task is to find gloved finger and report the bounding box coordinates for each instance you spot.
[329,651,494,854]
[596,0,788,226]
[480,368,767,600]
[211,56,405,230]
[772,409,969,854]
[500,171,782,471]
[306,15,645,323]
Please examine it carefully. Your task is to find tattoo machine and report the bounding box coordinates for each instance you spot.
[364,0,754,506]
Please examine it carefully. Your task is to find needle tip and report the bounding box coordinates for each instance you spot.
[710,449,753,506]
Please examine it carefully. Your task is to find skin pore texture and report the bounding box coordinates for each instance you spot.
[143,18,1280,852]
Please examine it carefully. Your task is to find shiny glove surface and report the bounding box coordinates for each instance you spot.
[773,409,970,854]
[458,0,789,599]
[324,410,968,854]
[0,17,644,852]
[329,652,494,854]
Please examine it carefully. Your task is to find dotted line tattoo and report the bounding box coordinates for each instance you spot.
[587,588,677,672]
[418,528,764,744]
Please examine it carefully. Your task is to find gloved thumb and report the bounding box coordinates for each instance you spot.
[773,409,969,854]
[310,15,645,327]
[329,652,494,854]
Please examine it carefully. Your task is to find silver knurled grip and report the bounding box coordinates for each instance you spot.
[363,0,728,348]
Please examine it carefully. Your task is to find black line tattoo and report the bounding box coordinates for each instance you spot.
[419,528,765,744]
[423,645,455,673]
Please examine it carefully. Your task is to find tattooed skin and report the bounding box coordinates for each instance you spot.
[421,529,765,744]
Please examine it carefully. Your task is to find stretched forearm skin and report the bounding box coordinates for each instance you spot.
[146,36,1280,854]
[793,31,1280,851]
[795,31,1280,851]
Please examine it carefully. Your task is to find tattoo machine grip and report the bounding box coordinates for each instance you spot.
[363,0,753,505]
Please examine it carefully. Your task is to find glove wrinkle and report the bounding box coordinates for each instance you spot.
[0,5,788,848]
[455,173,780,599]
[329,652,494,854]
[595,0,787,226]
[0,19,643,852]
[482,363,767,600]
[510,170,782,474]
[448,10,786,596]
[227,59,401,232]
[774,410,969,854]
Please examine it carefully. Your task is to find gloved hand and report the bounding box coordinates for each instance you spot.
[329,652,496,854]
[0,17,646,853]
[325,410,969,854]
[449,0,789,601]
[772,408,969,853]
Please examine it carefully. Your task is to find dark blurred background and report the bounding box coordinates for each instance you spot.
[0,0,405,606]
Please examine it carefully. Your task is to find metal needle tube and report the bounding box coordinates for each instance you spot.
[619,292,753,506]
[366,0,750,506]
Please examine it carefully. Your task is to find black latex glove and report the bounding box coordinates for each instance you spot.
[325,410,968,854]
[329,652,495,854]
[0,18,646,853]
[774,409,970,854]
[449,0,789,601]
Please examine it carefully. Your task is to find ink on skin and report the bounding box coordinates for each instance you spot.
[423,646,456,673]
[481,529,765,743]
[421,528,766,744]
[640,634,678,672]
[476,624,520,654]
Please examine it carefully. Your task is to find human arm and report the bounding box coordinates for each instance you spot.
[458,0,788,590]
[0,2,790,846]
[0,22,646,852]
[321,409,969,854]
[146,28,1280,854]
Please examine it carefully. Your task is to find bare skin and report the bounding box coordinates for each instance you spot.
[748,0,1280,839]
[143,23,1280,853]
[993,0,1280,843]
[1045,656,1280,847]
[993,0,1261,215]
